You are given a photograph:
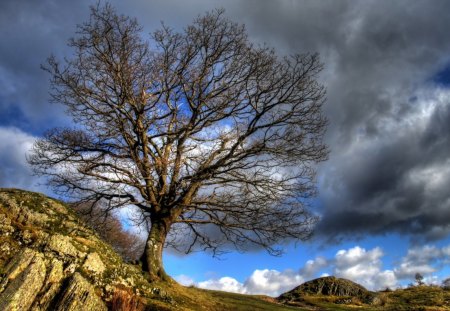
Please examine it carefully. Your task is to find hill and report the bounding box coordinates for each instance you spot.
[2,188,450,310]
[278,276,375,306]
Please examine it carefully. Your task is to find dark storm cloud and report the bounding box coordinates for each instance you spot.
[0,0,93,130]
[2,0,450,241]
[318,89,450,241]
[219,0,450,241]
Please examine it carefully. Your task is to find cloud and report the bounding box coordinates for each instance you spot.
[300,256,328,279]
[194,270,303,297]
[318,88,450,241]
[393,244,450,280]
[243,269,304,297]
[0,0,91,128]
[178,243,450,296]
[0,127,42,191]
[3,0,450,243]
[198,276,246,294]
[333,246,397,290]
[175,274,195,287]
[186,245,399,296]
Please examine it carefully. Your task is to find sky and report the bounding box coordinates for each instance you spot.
[2,0,450,297]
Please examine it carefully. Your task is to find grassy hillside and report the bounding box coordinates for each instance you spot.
[144,282,299,310]
[145,282,450,310]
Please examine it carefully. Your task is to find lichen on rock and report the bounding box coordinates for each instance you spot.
[53,273,107,311]
[0,252,46,310]
[82,252,106,275]
[45,234,85,259]
[0,188,171,311]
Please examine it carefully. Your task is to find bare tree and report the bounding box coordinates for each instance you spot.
[415,273,425,286]
[29,4,328,282]
[71,201,145,261]
[442,277,450,290]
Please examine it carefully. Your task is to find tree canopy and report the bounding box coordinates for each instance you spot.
[29,4,328,281]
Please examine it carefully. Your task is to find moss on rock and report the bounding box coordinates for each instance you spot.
[0,189,163,311]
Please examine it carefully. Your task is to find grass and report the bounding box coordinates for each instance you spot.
[141,283,450,311]
[142,281,300,311]
[3,188,450,311]
[382,285,449,310]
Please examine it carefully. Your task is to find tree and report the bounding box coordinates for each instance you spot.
[415,273,424,286]
[442,277,450,290]
[29,4,328,282]
[71,201,145,261]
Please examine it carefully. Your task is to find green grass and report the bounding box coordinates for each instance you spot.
[206,290,299,311]
[141,281,302,311]
[142,284,450,311]
[381,285,449,310]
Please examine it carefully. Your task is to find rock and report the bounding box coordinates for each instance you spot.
[83,253,106,275]
[1,248,37,281]
[32,258,64,310]
[0,189,155,310]
[47,258,64,283]
[21,230,34,244]
[371,296,382,306]
[0,253,46,310]
[46,234,84,259]
[54,273,107,311]
[0,213,14,235]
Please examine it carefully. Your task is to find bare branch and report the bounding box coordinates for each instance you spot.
[29,4,328,280]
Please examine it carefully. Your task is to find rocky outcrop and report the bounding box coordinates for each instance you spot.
[278,276,376,305]
[0,250,46,310]
[54,273,107,311]
[0,188,166,310]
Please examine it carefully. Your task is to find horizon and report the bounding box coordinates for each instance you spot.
[2,0,450,297]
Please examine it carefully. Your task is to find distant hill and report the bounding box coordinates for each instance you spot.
[278,276,375,305]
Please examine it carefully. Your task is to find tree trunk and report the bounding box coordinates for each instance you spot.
[141,218,172,282]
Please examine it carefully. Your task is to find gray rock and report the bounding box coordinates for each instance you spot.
[46,234,84,259]
[0,189,155,310]
[54,273,107,311]
[0,253,46,311]
[83,253,106,275]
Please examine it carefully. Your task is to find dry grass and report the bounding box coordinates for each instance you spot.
[111,286,145,311]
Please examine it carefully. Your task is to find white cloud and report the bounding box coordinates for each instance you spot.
[0,127,42,191]
[195,269,304,297]
[300,256,328,279]
[374,271,397,290]
[189,246,400,296]
[175,274,195,286]
[333,246,397,290]
[243,269,304,297]
[180,243,450,296]
[394,245,444,279]
[197,276,246,294]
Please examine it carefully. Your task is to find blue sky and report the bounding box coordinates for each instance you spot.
[2,0,450,296]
